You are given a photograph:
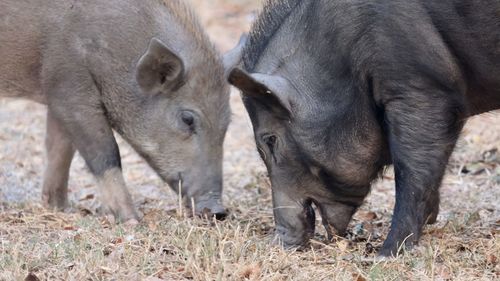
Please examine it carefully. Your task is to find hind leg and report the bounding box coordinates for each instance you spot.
[42,110,75,210]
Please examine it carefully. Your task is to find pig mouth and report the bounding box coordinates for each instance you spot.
[275,198,356,248]
[302,201,316,240]
[164,175,227,220]
[314,198,361,240]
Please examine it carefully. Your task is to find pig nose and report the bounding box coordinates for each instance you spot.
[200,206,228,221]
[214,210,228,221]
[273,225,309,248]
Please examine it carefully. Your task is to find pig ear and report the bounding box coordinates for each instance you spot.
[228,68,293,114]
[136,38,185,94]
[223,34,248,77]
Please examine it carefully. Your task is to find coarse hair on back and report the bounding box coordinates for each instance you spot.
[160,0,223,74]
[243,0,303,71]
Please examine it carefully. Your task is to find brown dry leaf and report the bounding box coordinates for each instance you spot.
[148,222,158,232]
[99,217,112,228]
[111,237,123,245]
[24,273,40,281]
[487,254,498,265]
[352,273,367,281]
[359,211,378,221]
[40,214,59,222]
[426,227,446,239]
[8,217,26,224]
[63,225,76,231]
[73,233,82,242]
[337,240,349,252]
[238,264,261,280]
[437,266,452,280]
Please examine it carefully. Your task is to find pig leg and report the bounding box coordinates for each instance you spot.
[272,189,315,248]
[47,86,138,222]
[424,193,439,224]
[55,111,138,222]
[95,167,138,223]
[41,110,75,210]
[379,88,464,256]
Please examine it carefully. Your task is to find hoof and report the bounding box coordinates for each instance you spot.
[42,194,68,212]
[122,218,140,227]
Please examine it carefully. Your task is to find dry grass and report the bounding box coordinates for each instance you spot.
[1,1,499,280]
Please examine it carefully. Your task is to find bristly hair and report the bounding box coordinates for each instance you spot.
[160,0,223,72]
[243,0,303,71]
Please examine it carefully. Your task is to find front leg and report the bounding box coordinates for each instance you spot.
[379,85,465,256]
[48,84,138,222]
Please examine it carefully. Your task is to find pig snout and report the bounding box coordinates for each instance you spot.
[273,201,316,248]
[190,195,227,220]
[186,177,227,220]
[166,173,227,220]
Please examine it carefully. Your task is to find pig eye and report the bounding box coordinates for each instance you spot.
[180,111,195,129]
[262,134,277,153]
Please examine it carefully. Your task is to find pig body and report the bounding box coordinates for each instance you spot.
[228,0,500,256]
[1,0,231,221]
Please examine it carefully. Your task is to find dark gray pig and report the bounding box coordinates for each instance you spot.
[227,0,500,256]
[0,0,231,222]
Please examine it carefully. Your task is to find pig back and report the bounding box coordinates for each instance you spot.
[0,0,208,105]
[0,0,71,103]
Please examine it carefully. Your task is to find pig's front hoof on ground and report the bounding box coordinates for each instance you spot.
[115,209,140,223]
[122,218,140,226]
[377,246,398,257]
[425,207,439,225]
[102,203,140,224]
[378,234,418,257]
[105,211,141,225]
[426,212,438,225]
[41,193,68,212]
[377,221,421,257]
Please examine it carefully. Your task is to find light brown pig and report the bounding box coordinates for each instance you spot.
[0,0,231,222]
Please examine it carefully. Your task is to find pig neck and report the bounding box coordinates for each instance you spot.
[284,9,384,167]
[98,85,150,140]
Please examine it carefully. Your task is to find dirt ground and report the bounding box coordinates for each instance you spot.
[0,1,499,280]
